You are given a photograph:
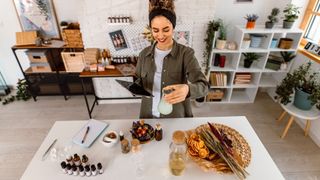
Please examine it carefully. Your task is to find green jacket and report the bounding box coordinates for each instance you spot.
[136,40,209,118]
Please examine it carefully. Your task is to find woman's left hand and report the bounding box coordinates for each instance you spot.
[163,84,189,104]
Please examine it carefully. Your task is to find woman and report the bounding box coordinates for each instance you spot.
[136,1,209,118]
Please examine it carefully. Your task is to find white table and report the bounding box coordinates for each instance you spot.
[20,116,284,180]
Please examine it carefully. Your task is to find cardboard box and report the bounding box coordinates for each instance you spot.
[26,50,49,63]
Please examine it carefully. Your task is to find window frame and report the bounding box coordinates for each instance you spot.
[300,0,320,46]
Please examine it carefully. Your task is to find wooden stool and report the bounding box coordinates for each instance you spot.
[277,103,320,138]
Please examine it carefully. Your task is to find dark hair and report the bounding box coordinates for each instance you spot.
[149,8,176,28]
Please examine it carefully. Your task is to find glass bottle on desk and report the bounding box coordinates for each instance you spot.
[169,130,187,176]
[158,89,174,115]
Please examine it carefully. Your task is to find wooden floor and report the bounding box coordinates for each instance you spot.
[0,92,320,180]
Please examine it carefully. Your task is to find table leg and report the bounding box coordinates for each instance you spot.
[304,120,311,137]
[281,116,294,139]
[277,111,287,122]
[81,77,92,119]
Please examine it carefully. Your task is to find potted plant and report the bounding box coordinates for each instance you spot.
[265,8,280,29]
[215,22,227,50]
[280,51,296,70]
[275,62,320,110]
[243,53,262,68]
[244,14,259,29]
[283,4,300,29]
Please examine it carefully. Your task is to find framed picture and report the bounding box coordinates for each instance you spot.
[174,31,190,46]
[13,0,60,39]
[109,30,128,51]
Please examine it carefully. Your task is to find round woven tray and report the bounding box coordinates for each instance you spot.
[185,123,251,173]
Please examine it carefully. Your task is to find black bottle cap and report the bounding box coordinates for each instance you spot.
[61,161,66,169]
[79,165,84,172]
[72,166,77,171]
[85,165,90,172]
[66,164,71,170]
[97,163,102,169]
[91,164,96,171]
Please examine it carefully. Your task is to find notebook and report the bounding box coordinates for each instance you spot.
[116,79,153,97]
[72,119,109,148]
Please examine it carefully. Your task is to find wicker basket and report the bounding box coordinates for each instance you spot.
[278,38,293,49]
[185,123,251,173]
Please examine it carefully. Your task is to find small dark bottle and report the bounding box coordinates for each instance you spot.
[97,163,103,174]
[66,164,72,175]
[73,154,81,166]
[72,165,78,176]
[119,131,124,141]
[155,123,163,141]
[60,161,67,174]
[91,164,97,176]
[85,165,91,177]
[82,154,89,166]
[79,165,85,177]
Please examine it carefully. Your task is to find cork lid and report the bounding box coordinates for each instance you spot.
[172,130,185,144]
[131,139,140,146]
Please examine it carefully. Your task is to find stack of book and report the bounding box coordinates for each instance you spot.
[234,73,252,85]
[210,72,228,86]
[265,54,282,71]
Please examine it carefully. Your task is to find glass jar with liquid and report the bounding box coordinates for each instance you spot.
[169,130,187,176]
[158,89,174,115]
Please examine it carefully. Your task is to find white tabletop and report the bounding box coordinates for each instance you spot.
[281,103,320,120]
[20,116,284,180]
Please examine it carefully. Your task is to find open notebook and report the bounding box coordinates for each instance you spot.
[72,119,109,148]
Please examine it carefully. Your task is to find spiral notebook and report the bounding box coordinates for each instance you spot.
[72,119,108,148]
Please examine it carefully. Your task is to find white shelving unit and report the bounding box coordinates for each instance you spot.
[207,25,303,103]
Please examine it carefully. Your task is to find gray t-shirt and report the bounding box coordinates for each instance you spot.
[152,47,171,117]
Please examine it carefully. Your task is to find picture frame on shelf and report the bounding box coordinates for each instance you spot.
[109,29,128,51]
[13,0,60,39]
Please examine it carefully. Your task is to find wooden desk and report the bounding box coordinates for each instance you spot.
[79,69,140,119]
[20,116,284,180]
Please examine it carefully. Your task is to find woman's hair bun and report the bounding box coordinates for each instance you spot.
[149,0,175,13]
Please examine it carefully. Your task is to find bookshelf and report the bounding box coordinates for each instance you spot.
[207,25,303,103]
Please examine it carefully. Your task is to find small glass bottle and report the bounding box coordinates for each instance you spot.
[73,154,81,166]
[155,123,163,141]
[66,155,73,165]
[97,163,103,174]
[79,165,85,177]
[85,165,91,176]
[169,130,187,176]
[66,164,72,175]
[121,138,130,154]
[158,89,174,115]
[60,161,67,174]
[131,139,141,153]
[119,131,124,141]
[91,164,97,176]
[72,165,78,176]
[82,154,88,166]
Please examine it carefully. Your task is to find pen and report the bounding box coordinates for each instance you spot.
[42,139,57,161]
[82,126,90,144]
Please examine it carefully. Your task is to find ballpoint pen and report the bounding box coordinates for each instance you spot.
[82,126,90,144]
[41,139,57,161]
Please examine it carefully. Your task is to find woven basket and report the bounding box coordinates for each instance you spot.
[185,123,251,173]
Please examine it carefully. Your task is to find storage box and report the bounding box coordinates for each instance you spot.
[26,50,49,63]
[61,50,86,72]
[62,29,83,48]
[84,48,100,64]
[207,89,224,101]
[30,62,52,72]
[16,31,37,46]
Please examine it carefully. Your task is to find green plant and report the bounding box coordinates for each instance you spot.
[218,23,226,40]
[283,4,300,22]
[1,79,31,105]
[203,19,222,74]
[244,14,259,22]
[243,53,262,62]
[142,25,155,44]
[280,51,296,63]
[267,8,280,23]
[275,62,320,110]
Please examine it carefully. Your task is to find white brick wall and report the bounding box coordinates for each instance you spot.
[80,0,216,68]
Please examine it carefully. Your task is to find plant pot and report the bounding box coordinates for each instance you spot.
[280,62,288,71]
[278,38,293,49]
[265,22,274,29]
[244,60,253,68]
[283,20,294,29]
[250,34,264,48]
[293,88,313,110]
[216,39,227,50]
[241,38,251,49]
[246,21,256,29]
[270,38,278,48]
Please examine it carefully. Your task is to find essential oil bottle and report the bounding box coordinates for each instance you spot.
[79,165,85,177]
[60,161,67,174]
[91,164,97,176]
[97,163,103,174]
[72,165,78,176]
[85,165,91,177]
[66,164,72,175]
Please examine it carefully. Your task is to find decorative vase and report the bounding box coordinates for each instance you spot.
[283,20,294,29]
[265,22,274,29]
[280,63,288,71]
[244,60,253,68]
[246,21,256,29]
[216,39,227,50]
[293,88,313,110]
[241,38,251,49]
[219,55,226,68]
